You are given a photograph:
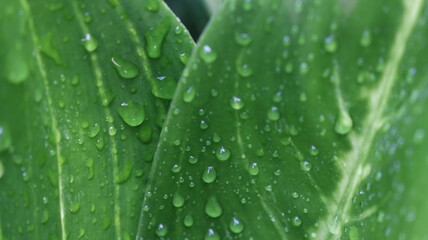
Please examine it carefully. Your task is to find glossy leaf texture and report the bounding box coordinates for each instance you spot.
[0,0,193,239]
[138,0,428,239]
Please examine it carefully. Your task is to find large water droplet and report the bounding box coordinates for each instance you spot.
[234,32,252,46]
[300,161,312,172]
[88,123,100,138]
[267,106,280,121]
[292,216,302,226]
[248,162,259,176]
[172,192,184,208]
[145,17,170,58]
[216,147,231,161]
[199,45,218,64]
[118,101,145,127]
[155,223,168,237]
[360,29,372,47]
[115,161,133,184]
[5,52,29,84]
[205,229,220,240]
[202,166,217,183]
[184,214,194,227]
[237,63,253,77]
[335,110,353,135]
[70,201,81,213]
[111,55,139,79]
[145,0,160,12]
[324,35,337,53]
[229,216,245,233]
[183,86,196,103]
[205,196,222,218]
[81,33,98,52]
[230,96,245,110]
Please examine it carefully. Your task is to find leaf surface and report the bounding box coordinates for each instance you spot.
[0,0,193,239]
[138,0,428,239]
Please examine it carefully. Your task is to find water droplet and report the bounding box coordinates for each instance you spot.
[188,155,198,164]
[172,192,184,208]
[184,214,194,227]
[200,120,208,130]
[155,223,168,237]
[41,209,49,223]
[230,96,245,110]
[71,75,80,86]
[199,45,217,64]
[212,133,221,143]
[280,137,291,146]
[171,163,181,173]
[111,55,139,79]
[70,201,81,213]
[115,161,133,184]
[0,125,12,153]
[88,123,100,138]
[183,86,196,102]
[360,29,372,47]
[299,62,309,75]
[324,35,337,53]
[335,110,353,135]
[229,216,245,233]
[413,129,425,144]
[205,228,220,240]
[202,166,217,183]
[118,101,145,127]
[292,192,299,198]
[145,0,159,12]
[248,162,259,176]
[267,106,280,121]
[145,17,170,58]
[0,160,4,179]
[137,123,153,144]
[243,0,253,11]
[205,196,222,218]
[216,147,231,161]
[151,75,177,100]
[234,32,252,46]
[310,145,319,156]
[273,91,283,102]
[292,216,302,226]
[5,52,29,84]
[237,63,253,77]
[86,158,94,180]
[300,161,312,172]
[81,33,98,52]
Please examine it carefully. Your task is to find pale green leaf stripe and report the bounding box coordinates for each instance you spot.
[19,0,67,238]
[316,0,424,238]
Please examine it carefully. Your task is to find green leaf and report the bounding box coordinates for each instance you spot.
[138,0,428,239]
[0,0,193,239]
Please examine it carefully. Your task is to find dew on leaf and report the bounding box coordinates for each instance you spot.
[155,223,168,237]
[145,0,159,12]
[115,161,133,184]
[310,145,319,156]
[234,32,252,46]
[111,55,139,79]
[81,33,98,52]
[248,162,259,176]
[199,45,217,64]
[324,35,338,53]
[184,214,194,227]
[267,106,280,121]
[335,109,353,135]
[144,17,170,58]
[172,192,184,208]
[229,216,245,233]
[216,146,231,161]
[292,216,302,226]
[205,228,220,240]
[202,166,217,183]
[200,120,208,130]
[188,155,198,164]
[118,101,145,127]
[183,86,196,103]
[360,29,372,47]
[300,161,312,172]
[70,201,81,213]
[205,196,222,218]
[230,96,245,110]
[237,63,253,77]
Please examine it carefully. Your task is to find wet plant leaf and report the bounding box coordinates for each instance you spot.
[0,0,193,239]
[138,0,428,239]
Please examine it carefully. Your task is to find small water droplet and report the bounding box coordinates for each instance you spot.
[335,110,353,135]
[172,192,184,208]
[324,35,337,53]
[115,161,133,184]
[292,216,302,226]
[234,32,252,46]
[184,214,194,227]
[0,160,4,180]
[229,216,245,233]
[41,209,49,223]
[267,106,280,121]
[111,55,139,79]
[202,166,217,183]
[70,201,81,213]
[145,17,170,58]
[300,161,312,172]
[216,147,231,161]
[310,145,319,156]
[171,163,181,173]
[188,155,198,164]
[145,0,160,12]
[360,29,372,47]
[230,96,245,110]
[137,123,153,144]
[81,33,98,52]
[88,123,100,138]
[205,196,222,218]
[248,162,259,176]
[200,120,209,130]
[183,86,196,102]
[155,223,168,237]
[199,45,218,64]
[118,101,145,127]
